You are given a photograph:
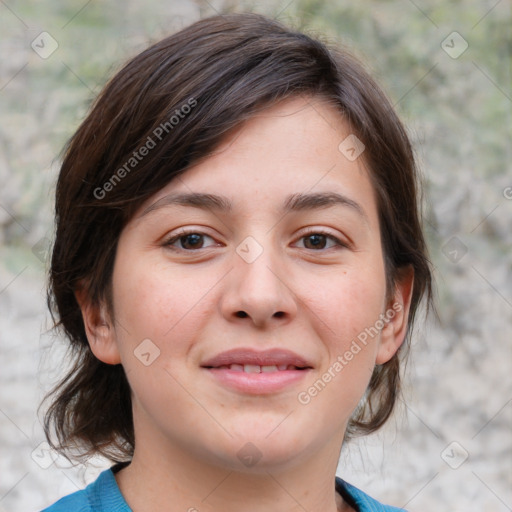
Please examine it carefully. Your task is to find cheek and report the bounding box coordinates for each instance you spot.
[111,256,217,358]
[297,278,385,424]
[308,266,387,350]
[110,258,213,408]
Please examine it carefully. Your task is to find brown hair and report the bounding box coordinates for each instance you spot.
[43,12,433,462]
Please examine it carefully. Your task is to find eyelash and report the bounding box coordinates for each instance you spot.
[163,229,349,252]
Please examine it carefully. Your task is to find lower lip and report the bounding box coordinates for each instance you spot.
[203,368,310,394]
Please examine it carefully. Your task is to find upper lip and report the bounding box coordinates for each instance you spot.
[201,348,313,369]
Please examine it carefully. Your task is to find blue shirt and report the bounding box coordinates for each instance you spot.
[41,465,406,512]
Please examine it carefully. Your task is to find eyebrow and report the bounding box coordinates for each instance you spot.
[139,191,368,222]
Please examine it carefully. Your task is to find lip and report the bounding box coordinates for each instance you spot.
[201,348,312,368]
[201,348,313,395]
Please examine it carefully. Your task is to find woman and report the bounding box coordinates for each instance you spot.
[41,12,432,511]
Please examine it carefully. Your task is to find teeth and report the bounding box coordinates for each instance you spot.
[244,364,261,373]
[214,363,305,372]
[223,364,299,372]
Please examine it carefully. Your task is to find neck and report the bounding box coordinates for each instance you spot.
[115,427,349,512]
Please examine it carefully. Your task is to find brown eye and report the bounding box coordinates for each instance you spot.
[164,231,217,251]
[296,231,347,251]
[303,234,328,250]
[178,233,204,250]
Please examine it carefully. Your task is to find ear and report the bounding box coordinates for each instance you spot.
[376,266,414,365]
[75,285,121,365]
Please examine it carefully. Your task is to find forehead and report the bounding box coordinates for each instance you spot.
[195,96,356,176]
[133,96,378,224]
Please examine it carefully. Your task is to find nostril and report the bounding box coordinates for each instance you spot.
[274,311,285,318]
[236,311,248,318]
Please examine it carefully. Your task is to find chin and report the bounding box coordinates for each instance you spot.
[211,426,317,474]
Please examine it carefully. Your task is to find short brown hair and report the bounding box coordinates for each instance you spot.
[43,12,433,462]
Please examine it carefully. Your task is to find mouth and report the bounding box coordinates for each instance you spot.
[208,363,308,373]
[201,348,313,394]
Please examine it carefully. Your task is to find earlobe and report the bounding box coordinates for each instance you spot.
[74,286,121,365]
[376,267,415,365]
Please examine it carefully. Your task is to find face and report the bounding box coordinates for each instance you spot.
[81,96,412,474]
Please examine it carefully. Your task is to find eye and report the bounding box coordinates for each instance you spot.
[163,230,218,251]
[163,229,349,252]
[295,230,348,251]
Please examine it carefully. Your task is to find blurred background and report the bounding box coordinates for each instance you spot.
[0,0,511,510]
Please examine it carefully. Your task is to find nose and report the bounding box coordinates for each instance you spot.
[219,238,298,329]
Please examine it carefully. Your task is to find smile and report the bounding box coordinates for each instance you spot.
[201,348,313,394]
[214,364,305,372]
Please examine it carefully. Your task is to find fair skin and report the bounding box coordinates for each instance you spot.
[77,96,413,512]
